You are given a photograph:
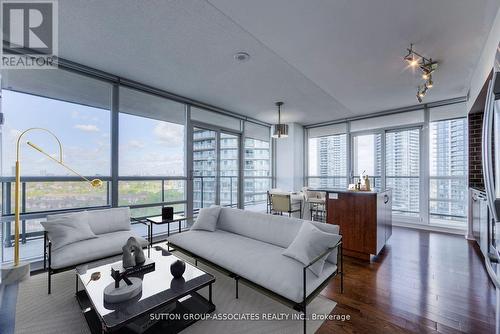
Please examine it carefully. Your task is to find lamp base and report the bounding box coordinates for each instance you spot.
[1,262,30,285]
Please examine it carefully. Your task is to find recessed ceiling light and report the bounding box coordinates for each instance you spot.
[234,52,250,62]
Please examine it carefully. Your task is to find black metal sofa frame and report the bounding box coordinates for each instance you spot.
[167,239,343,334]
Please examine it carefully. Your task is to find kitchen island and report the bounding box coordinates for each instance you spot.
[315,189,392,261]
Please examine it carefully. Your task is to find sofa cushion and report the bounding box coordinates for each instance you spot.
[167,230,338,303]
[191,206,221,232]
[50,231,147,269]
[217,207,340,257]
[310,222,340,264]
[86,207,131,235]
[217,207,303,248]
[42,211,97,251]
[282,222,341,276]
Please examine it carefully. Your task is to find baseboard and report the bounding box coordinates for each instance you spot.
[393,220,466,236]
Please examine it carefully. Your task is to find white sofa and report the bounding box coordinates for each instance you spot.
[167,207,343,331]
[43,207,148,294]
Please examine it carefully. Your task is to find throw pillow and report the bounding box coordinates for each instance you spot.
[282,221,341,276]
[191,206,221,232]
[41,211,97,251]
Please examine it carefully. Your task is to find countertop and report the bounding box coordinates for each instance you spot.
[311,188,391,194]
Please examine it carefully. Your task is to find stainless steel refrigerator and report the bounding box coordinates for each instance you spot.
[482,42,500,334]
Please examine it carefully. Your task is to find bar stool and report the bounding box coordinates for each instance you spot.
[303,187,326,222]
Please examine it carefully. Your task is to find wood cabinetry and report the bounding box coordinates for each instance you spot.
[326,190,392,260]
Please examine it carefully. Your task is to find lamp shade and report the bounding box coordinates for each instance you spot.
[272,124,289,138]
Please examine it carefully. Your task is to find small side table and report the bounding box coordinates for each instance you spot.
[145,214,192,247]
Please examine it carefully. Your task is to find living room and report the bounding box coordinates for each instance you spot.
[1,0,500,333]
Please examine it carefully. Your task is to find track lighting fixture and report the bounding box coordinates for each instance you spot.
[403,44,438,102]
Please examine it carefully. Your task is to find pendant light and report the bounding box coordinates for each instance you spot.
[272,102,288,138]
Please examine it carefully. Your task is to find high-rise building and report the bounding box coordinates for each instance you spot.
[385,129,420,216]
[317,135,347,189]
[430,119,468,220]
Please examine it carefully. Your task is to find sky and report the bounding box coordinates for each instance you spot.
[2,90,184,177]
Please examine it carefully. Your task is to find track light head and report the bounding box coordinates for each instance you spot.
[404,47,419,67]
[417,85,428,101]
[405,55,419,67]
[427,76,433,88]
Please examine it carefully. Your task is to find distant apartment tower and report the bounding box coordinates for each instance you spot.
[430,119,467,219]
[317,134,347,189]
[385,130,420,215]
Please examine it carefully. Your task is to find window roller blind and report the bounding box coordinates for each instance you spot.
[245,121,270,141]
[1,69,111,110]
[350,110,424,132]
[191,107,242,132]
[429,102,467,122]
[308,123,347,138]
[119,87,185,125]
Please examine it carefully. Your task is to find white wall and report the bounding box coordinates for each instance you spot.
[467,6,500,110]
[275,123,304,191]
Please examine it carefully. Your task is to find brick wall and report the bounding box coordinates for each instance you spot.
[469,112,484,190]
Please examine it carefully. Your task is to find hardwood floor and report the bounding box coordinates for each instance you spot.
[318,226,496,333]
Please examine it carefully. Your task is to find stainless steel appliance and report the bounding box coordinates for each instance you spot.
[482,42,500,334]
[471,189,490,255]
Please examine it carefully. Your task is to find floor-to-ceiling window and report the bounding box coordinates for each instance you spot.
[386,128,420,217]
[1,69,112,264]
[191,107,243,212]
[429,118,468,226]
[118,87,187,228]
[305,106,468,229]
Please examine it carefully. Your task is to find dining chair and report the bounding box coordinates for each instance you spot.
[270,193,302,218]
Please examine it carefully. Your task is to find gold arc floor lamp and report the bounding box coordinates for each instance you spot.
[2,128,102,284]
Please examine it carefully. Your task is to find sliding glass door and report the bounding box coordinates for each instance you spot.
[192,126,240,212]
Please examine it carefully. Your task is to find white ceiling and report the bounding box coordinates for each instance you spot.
[58,0,500,125]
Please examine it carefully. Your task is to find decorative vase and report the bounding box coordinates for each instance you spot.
[170,260,185,278]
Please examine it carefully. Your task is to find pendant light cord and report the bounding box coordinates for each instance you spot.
[278,103,281,125]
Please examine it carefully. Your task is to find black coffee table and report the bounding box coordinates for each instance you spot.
[76,247,215,333]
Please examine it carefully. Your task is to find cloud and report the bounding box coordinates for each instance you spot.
[153,123,183,146]
[9,128,22,141]
[128,140,145,149]
[74,124,99,132]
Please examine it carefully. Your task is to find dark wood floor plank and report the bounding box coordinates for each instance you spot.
[317,226,496,333]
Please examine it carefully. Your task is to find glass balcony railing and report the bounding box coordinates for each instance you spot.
[193,175,271,213]
[0,176,187,267]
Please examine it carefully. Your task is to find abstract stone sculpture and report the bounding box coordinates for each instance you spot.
[122,237,146,268]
